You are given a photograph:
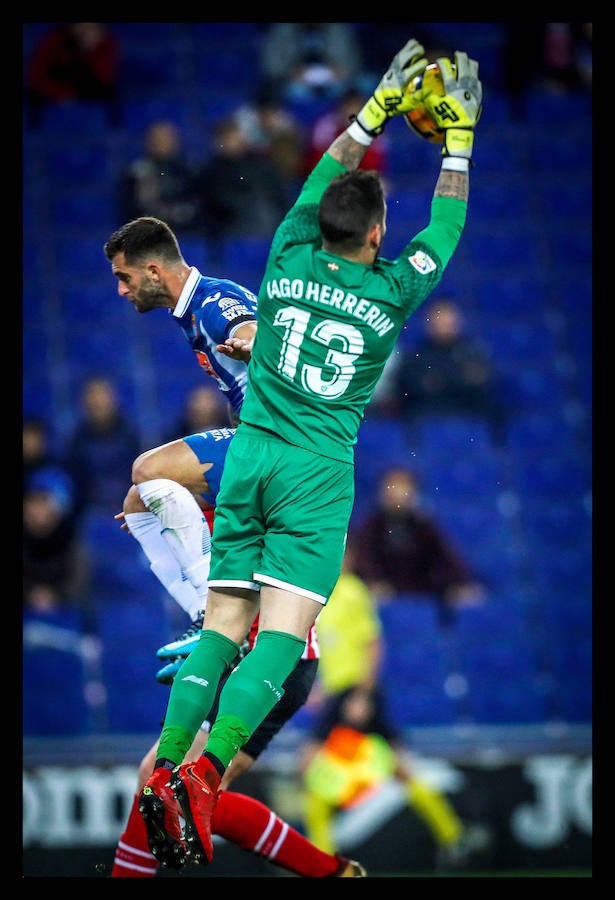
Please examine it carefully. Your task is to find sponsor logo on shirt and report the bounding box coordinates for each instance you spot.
[408,250,437,274]
[195,349,216,376]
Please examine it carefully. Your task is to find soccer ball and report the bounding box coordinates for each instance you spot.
[403,61,452,145]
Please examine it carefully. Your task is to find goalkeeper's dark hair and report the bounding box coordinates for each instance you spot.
[318,170,385,253]
[104,216,183,265]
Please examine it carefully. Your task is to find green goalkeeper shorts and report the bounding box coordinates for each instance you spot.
[208,424,355,605]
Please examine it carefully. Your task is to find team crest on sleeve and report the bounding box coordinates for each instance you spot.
[408,250,437,274]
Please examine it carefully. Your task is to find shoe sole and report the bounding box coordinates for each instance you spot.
[170,770,212,866]
[139,790,185,869]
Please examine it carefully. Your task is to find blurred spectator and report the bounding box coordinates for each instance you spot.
[300,541,482,868]
[390,298,507,443]
[576,23,593,89]
[162,383,232,443]
[23,472,90,606]
[302,88,389,178]
[24,22,122,129]
[234,86,306,198]
[62,375,143,518]
[352,466,486,624]
[501,22,592,119]
[23,416,72,494]
[259,23,364,104]
[118,119,202,233]
[195,115,289,245]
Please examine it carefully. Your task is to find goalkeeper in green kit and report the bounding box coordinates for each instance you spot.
[139,37,483,869]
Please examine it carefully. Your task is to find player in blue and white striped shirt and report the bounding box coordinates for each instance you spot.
[104,217,257,620]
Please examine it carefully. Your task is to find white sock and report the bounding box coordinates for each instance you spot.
[136,479,211,603]
[124,511,203,619]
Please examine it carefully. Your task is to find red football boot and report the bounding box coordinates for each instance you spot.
[138,767,185,869]
[169,756,221,864]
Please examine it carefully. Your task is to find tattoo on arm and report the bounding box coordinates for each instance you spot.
[327,131,370,170]
[434,169,469,201]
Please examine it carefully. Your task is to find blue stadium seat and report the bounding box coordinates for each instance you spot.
[475,274,547,314]
[23,608,92,736]
[536,174,592,217]
[547,227,593,268]
[507,411,576,453]
[471,175,531,220]
[539,598,592,723]
[81,511,148,599]
[39,101,111,133]
[517,453,590,499]
[462,222,540,270]
[45,141,114,185]
[521,496,590,549]
[453,605,545,723]
[96,596,172,733]
[49,189,117,230]
[220,236,272,277]
[465,675,547,724]
[379,600,457,726]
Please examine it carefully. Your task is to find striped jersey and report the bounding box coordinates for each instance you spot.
[172,267,258,415]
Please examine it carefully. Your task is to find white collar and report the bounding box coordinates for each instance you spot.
[172,267,201,318]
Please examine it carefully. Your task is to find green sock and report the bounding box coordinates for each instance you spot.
[157,629,240,764]
[206,630,306,767]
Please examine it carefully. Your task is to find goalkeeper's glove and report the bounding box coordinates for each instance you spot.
[355,38,428,137]
[424,51,482,160]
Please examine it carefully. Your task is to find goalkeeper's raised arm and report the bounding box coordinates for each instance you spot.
[325,37,428,171]
[325,40,481,192]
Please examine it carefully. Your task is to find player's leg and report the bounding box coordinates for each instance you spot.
[183,660,367,877]
[179,439,352,854]
[112,727,214,877]
[121,484,203,620]
[145,435,352,863]
[203,434,352,769]
[130,435,227,608]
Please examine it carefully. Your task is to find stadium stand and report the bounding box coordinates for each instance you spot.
[23,22,591,734]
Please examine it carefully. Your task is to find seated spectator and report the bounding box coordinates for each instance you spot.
[500,22,592,120]
[23,416,72,495]
[195,115,289,246]
[118,119,202,233]
[259,22,364,104]
[352,466,486,625]
[389,298,507,443]
[234,86,306,198]
[62,375,143,519]
[162,383,232,443]
[23,470,90,607]
[302,88,389,178]
[24,22,122,129]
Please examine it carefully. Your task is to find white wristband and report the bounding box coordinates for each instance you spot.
[441,156,470,173]
[347,120,374,146]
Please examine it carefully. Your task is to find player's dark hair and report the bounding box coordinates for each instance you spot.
[103,216,183,264]
[318,170,385,253]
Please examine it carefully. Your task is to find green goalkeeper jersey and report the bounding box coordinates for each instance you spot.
[239,152,467,463]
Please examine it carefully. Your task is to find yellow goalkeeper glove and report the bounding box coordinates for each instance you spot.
[424,51,482,160]
[355,38,428,137]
